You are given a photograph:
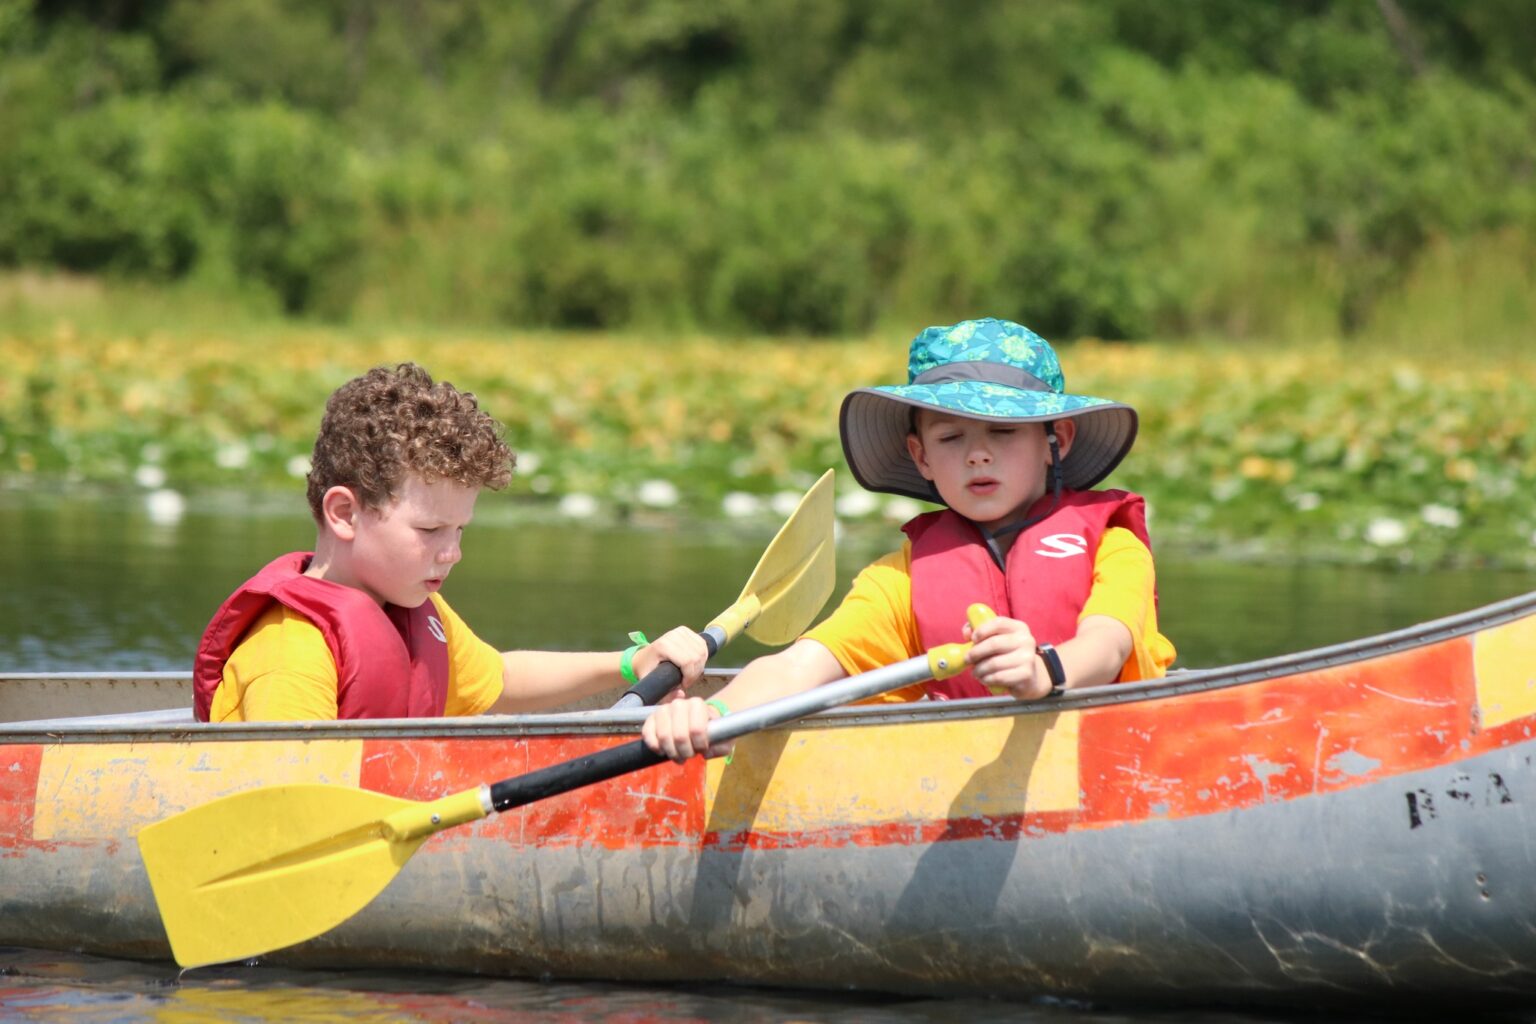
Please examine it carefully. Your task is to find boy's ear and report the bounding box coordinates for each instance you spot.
[904,432,936,481]
[319,486,363,541]
[1052,419,1078,460]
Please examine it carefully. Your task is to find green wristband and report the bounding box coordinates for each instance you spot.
[619,630,649,686]
[705,698,735,765]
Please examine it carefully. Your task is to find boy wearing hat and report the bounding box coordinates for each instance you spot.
[643,318,1174,762]
[195,362,708,722]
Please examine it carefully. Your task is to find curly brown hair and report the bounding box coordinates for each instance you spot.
[306,363,514,520]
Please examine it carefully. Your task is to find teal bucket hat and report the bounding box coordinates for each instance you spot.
[840,318,1139,503]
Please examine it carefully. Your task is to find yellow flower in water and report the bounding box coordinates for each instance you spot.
[1444,458,1478,482]
[1239,456,1271,480]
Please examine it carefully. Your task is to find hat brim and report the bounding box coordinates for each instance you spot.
[840,382,1139,502]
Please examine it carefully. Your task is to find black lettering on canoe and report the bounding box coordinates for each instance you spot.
[1408,770,1514,829]
[1407,789,1436,829]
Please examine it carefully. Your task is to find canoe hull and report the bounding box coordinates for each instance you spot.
[4,594,1536,1006]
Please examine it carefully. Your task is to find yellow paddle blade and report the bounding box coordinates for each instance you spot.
[730,467,836,645]
[137,783,487,968]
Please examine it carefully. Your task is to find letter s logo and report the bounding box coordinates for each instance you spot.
[1036,533,1088,559]
[427,616,448,643]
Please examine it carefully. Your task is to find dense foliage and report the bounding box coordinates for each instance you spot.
[2,0,1533,339]
[3,324,1533,570]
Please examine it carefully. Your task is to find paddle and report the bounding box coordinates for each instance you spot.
[137,604,995,969]
[611,468,836,709]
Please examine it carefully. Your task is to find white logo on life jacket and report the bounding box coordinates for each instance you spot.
[427,615,447,643]
[1036,533,1088,559]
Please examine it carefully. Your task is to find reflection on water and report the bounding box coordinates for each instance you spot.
[0,947,1354,1023]
[1,487,1532,673]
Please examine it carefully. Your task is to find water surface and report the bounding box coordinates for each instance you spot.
[3,489,1535,1022]
[4,487,1531,673]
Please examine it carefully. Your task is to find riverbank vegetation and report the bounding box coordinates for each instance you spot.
[1,1,1533,344]
[2,2,1532,569]
[3,311,1532,570]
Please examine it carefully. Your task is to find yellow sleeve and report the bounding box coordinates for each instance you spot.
[802,544,927,702]
[208,605,340,722]
[1081,526,1177,680]
[431,594,506,717]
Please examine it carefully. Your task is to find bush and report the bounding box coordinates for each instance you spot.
[0,96,359,313]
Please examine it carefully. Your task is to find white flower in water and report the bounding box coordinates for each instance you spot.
[1290,491,1322,512]
[882,496,925,522]
[836,491,880,518]
[134,464,167,489]
[637,479,679,508]
[559,493,599,519]
[145,489,186,526]
[518,452,542,474]
[1481,474,1516,499]
[285,455,311,478]
[1420,504,1462,529]
[722,492,763,518]
[215,441,251,470]
[769,491,802,518]
[1210,478,1243,503]
[1365,517,1408,546]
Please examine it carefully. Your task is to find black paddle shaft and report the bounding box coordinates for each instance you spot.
[488,649,955,814]
[489,738,663,812]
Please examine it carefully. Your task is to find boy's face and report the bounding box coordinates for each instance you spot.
[346,473,479,607]
[906,411,1071,532]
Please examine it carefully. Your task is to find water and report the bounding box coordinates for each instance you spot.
[0,947,1396,1024]
[4,487,1532,673]
[3,487,1535,1021]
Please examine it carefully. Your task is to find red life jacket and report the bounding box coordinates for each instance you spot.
[192,552,451,721]
[904,489,1150,700]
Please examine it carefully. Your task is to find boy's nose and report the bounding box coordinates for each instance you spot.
[967,442,992,464]
[437,542,462,565]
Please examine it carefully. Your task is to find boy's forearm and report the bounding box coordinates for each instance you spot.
[493,649,623,713]
[1057,615,1134,690]
[711,639,846,712]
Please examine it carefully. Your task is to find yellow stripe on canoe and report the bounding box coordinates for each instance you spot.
[1475,616,1536,729]
[34,740,363,841]
[705,710,1080,835]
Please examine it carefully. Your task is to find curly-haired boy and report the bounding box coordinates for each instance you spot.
[193,363,705,721]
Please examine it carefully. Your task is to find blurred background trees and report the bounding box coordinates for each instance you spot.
[2,0,1532,342]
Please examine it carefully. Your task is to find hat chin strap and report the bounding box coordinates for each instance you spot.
[976,426,1063,572]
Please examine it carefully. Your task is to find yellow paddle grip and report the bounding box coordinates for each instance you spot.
[708,593,763,645]
[382,786,490,843]
[927,604,997,681]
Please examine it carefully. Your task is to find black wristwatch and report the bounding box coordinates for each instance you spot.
[1036,643,1066,697]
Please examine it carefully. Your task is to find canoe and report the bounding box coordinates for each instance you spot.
[4,591,1536,1009]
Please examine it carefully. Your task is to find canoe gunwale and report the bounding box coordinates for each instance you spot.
[4,588,1533,745]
